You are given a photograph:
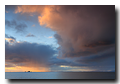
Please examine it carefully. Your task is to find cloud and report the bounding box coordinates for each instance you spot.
[14,5,115,71]
[26,33,35,37]
[44,36,53,39]
[5,5,18,11]
[5,20,27,32]
[14,5,45,14]
[5,63,16,67]
[5,38,16,43]
[5,40,57,71]
[48,36,53,38]
[5,34,16,40]
[5,34,16,43]
[76,46,115,66]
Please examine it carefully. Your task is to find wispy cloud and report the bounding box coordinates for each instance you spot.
[26,33,35,37]
[5,20,27,33]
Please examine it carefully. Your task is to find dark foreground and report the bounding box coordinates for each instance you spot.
[5,72,115,79]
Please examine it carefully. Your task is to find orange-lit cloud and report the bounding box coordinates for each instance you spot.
[48,36,53,38]
[14,5,45,16]
[5,38,15,43]
[15,5,62,29]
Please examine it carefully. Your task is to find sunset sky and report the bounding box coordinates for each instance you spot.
[5,5,115,72]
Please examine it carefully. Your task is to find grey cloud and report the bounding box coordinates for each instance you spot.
[76,46,115,66]
[5,34,16,43]
[5,5,18,11]
[5,41,57,67]
[49,57,71,66]
[5,64,16,67]
[5,65,14,67]
[5,20,27,32]
[5,34,16,40]
[26,33,35,37]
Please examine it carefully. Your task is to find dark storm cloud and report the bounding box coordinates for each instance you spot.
[49,57,71,66]
[76,46,115,66]
[26,33,35,37]
[5,5,18,11]
[49,56,89,68]
[5,20,27,32]
[5,41,57,67]
[51,5,115,58]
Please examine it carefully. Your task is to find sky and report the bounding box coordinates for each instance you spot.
[5,5,115,72]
